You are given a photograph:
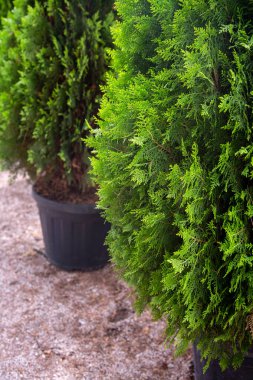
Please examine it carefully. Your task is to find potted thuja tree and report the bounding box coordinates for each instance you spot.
[88,0,253,377]
[0,0,114,270]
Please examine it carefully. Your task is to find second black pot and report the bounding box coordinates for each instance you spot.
[193,344,253,380]
[32,188,110,271]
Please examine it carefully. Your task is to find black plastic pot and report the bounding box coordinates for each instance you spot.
[193,344,253,380]
[32,188,110,271]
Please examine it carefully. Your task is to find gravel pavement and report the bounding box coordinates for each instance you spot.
[0,171,192,380]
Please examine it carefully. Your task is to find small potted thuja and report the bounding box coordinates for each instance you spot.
[0,0,114,270]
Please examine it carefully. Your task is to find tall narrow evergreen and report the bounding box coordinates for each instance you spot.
[89,0,253,370]
[0,0,114,197]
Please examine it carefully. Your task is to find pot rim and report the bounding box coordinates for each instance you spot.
[32,186,100,215]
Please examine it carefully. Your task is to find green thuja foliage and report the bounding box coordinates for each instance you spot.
[0,1,13,22]
[89,0,253,370]
[0,0,35,173]
[0,0,114,193]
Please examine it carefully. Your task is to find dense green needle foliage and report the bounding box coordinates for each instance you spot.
[0,0,114,193]
[0,1,13,22]
[89,0,253,370]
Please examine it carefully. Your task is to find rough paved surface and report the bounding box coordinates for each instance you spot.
[0,171,193,380]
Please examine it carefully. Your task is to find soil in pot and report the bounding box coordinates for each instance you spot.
[34,169,98,204]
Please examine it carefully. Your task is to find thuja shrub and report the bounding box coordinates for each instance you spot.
[89,0,253,370]
[0,0,114,196]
